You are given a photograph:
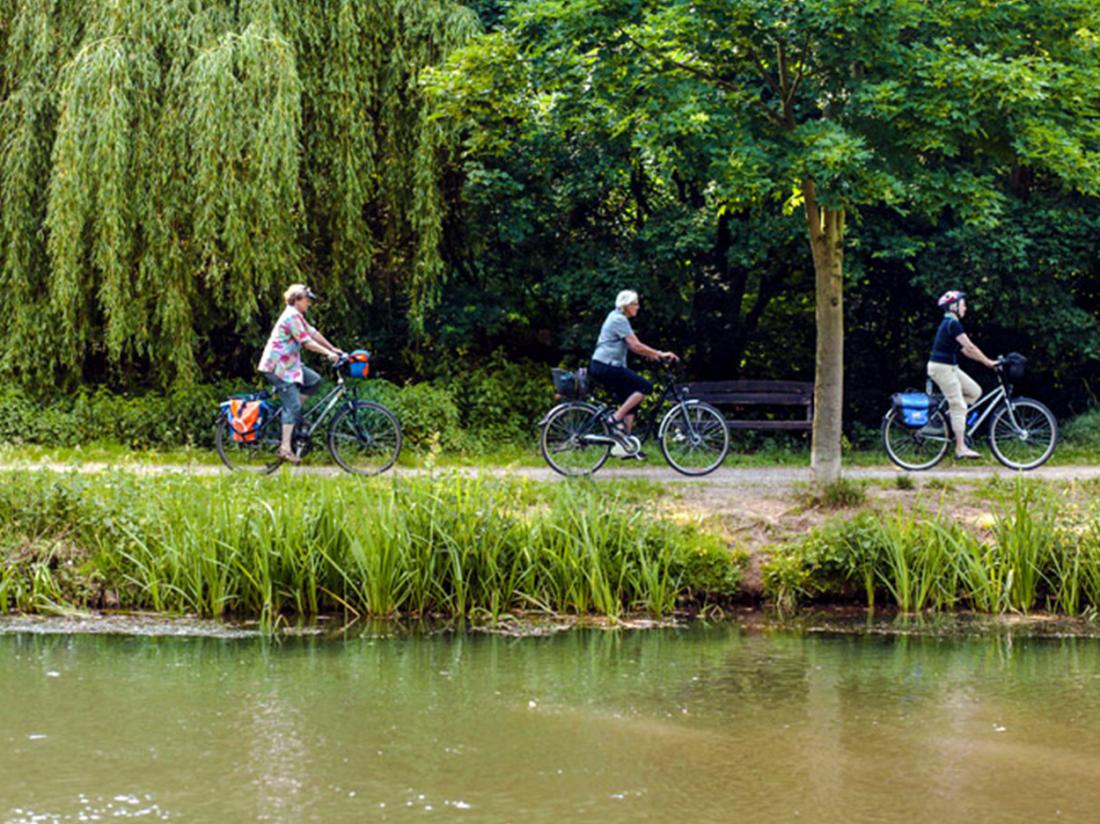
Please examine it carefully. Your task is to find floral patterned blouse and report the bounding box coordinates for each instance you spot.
[258,306,317,383]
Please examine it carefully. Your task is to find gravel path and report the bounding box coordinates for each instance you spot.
[2,460,1099,491]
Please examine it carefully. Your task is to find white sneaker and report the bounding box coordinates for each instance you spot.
[610,443,629,458]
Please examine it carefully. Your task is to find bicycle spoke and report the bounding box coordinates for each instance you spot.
[541,405,610,476]
[882,409,949,471]
[989,399,1057,470]
[328,402,402,475]
[660,403,728,475]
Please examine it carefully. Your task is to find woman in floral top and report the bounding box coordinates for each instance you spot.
[258,284,345,463]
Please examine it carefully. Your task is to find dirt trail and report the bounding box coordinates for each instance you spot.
[2,460,1099,490]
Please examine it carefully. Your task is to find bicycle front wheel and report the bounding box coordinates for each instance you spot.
[882,407,950,471]
[540,402,611,477]
[659,401,729,476]
[327,401,403,475]
[988,397,1058,470]
[215,415,283,474]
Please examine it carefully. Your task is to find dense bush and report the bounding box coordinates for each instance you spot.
[0,383,247,449]
[0,364,550,453]
[1062,407,1100,451]
[435,354,554,446]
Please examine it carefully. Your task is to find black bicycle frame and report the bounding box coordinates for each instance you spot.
[552,370,688,445]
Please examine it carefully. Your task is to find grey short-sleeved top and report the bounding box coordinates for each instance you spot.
[592,309,634,367]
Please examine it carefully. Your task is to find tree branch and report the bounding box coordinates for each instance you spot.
[776,40,797,128]
[620,29,788,129]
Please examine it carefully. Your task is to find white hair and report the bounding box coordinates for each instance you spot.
[615,289,639,310]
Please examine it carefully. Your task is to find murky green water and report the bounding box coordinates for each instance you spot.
[3,621,1100,822]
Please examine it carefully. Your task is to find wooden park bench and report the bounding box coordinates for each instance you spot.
[680,379,814,431]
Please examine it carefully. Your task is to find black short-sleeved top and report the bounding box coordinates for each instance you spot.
[929,314,965,365]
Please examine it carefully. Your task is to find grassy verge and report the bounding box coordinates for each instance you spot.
[2,439,1097,471]
[0,472,741,624]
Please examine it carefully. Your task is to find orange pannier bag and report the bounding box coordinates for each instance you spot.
[221,397,269,442]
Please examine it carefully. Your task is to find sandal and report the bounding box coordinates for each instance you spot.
[604,414,628,436]
[277,448,301,465]
[955,449,981,460]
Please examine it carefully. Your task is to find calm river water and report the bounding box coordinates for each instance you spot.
[3,620,1100,822]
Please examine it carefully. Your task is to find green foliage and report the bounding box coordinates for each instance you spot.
[0,471,739,620]
[384,381,464,452]
[0,360,554,453]
[1062,408,1100,451]
[438,354,554,444]
[0,383,238,449]
[0,0,479,388]
[428,0,1100,430]
[2,0,1099,440]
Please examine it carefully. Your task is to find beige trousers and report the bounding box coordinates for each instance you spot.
[927,361,981,435]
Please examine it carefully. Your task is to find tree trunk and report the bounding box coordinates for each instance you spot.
[802,179,845,485]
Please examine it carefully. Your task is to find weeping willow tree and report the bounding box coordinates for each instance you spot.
[0,0,478,389]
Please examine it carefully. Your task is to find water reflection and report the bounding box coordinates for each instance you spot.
[2,624,1100,821]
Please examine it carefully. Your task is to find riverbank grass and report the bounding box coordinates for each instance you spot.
[764,479,1100,616]
[0,472,742,623]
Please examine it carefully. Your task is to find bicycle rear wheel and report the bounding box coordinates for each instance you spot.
[988,397,1058,470]
[215,415,283,474]
[659,401,729,476]
[327,401,402,475]
[882,408,950,471]
[540,402,611,477]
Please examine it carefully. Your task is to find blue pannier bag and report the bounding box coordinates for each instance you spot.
[891,392,932,428]
[347,349,371,379]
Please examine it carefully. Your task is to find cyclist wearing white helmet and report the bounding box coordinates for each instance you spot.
[927,290,998,459]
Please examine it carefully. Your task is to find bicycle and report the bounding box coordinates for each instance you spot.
[538,363,730,477]
[215,355,402,475]
[882,354,1058,471]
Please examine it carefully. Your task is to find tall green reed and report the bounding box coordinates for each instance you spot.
[0,471,735,621]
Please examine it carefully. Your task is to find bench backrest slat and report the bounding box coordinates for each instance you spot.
[683,380,813,405]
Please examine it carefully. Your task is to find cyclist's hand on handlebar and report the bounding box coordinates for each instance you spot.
[327,350,342,364]
[659,351,680,364]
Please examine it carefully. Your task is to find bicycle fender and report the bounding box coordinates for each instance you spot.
[657,399,704,439]
[538,400,600,428]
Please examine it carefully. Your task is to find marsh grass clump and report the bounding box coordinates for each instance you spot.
[0,471,740,623]
[764,480,1099,616]
[798,477,868,509]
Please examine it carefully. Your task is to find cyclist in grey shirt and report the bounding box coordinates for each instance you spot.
[589,290,678,454]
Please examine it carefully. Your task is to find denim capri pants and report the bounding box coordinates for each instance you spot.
[261,366,322,425]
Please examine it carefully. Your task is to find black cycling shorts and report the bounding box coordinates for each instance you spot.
[589,360,653,404]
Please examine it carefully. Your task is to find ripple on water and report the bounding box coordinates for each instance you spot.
[7,793,169,822]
